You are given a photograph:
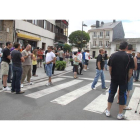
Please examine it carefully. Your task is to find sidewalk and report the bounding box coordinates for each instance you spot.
[0,64,73,89]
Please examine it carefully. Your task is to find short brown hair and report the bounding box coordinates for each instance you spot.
[14,43,20,48]
[99,48,104,53]
[48,46,53,50]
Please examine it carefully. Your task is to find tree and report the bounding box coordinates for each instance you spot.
[69,30,90,49]
[63,43,72,52]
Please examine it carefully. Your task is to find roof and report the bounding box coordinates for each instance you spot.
[113,38,140,43]
[89,21,121,31]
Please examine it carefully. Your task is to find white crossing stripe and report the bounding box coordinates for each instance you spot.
[51,83,101,105]
[25,80,83,99]
[4,78,66,93]
[83,89,109,114]
[125,87,140,120]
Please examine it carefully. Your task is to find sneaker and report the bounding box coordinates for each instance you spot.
[83,69,87,72]
[21,84,23,88]
[3,87,11,91]
[29,82,34,85]
[46,82,50,86]
[102,87,108,89]
[105,109,111,117]
[117,114,126,120]
[91,87,96,90]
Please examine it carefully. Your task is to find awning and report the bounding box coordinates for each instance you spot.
[17,33,41,41]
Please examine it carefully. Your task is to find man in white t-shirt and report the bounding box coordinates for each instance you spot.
[84,50,90,71]
[45,46,56,86]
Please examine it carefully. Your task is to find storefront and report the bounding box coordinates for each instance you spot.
[16,32,41,51]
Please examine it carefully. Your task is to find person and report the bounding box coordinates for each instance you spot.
[117,44,137,110]
[134,52,140,82]
[45,46,56,86]
[104,51,108,71]
[84,50,90,71]
[21,44,33,88]
[42,48,45,62]
[91,48,108,90]
[37,48,43,67]
[77,50,83,75]
[59,48,64,61]
[32,49,38,77]
[1,42,12,91]
[54,47,59,61]
[82,50,86,70]
[105,41,134,120]
[11,43,25,94]
[65,50,70,67]
[73,52,81,79]
[0,46,2,65]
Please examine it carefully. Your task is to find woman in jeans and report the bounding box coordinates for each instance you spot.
[73,52,81,79]
[32,49,38,77]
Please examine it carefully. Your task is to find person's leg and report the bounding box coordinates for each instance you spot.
[40,60,42,67]
[100,70,106,88]
[137,69,140,80]
[49,64,53,83]
[118,83,127,114]
[15,66,22,93]
[33,65,36,76]
[136,70,138,81]
[7,64,12,82]
[27,66,31,83]
[104,60,107,70]
[91,69,101,89]
[35,65,37,75]
[3,75,8,87]
[21,66,27,84]
[11,65,16,92]
[117,89,119,103]
[107,82,118,111]
[79,63,83,74]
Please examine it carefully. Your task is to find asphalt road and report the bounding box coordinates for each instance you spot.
[0,59,140,120]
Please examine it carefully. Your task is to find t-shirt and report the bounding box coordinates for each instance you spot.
[136,56,140,70]
[108,51,134,84]
[96,54,104,70]
[11,50,22,67]
[46,51,55,63]
[85,52,90,60]
[82,52,85,60]
[32,54,37,65]
[1,48,10,63]
[104,54,108,60]
[22,50,32,66]
[59,50,64,58]
[77,52,82,61]
[38,51,43,59]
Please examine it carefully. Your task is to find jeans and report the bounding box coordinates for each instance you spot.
[7,64,12,82]
[45,63,53,77]
[91,69,106,89]
[104,60,108,70]
[134,70,140,80]
[11,65,22,93]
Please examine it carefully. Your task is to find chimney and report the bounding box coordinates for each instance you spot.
[96,20,100,28]
[101,21,104,25]
[113,20,116,23]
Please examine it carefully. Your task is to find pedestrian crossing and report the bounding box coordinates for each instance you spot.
[1,76,140,120]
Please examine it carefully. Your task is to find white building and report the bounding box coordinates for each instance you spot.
[15,20,55,50]
[88,20,125,57]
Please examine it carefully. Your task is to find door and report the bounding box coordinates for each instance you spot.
[92,51,95,58]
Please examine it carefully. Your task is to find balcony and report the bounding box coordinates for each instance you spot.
[55,33,67,43]
[92,36,97,39]
[98,36,103,39]
[105,36,110,39]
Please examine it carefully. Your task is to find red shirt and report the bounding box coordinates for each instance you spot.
[38,51,43,59]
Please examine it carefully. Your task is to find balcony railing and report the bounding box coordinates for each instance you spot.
[91,45,111,49]
[55,33,67,43]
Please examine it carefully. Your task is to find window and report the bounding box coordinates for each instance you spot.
[93,41,96,46]
[93,32,96,37]
[100,32,103,37]
[44,20,47,29]
[0,20,3,31]
[106,31,110,36]
[38,20,44,28]
[50,23,53,32]
[106,41,109,46]
[32,20,37,25]
[47,21,50,31]
[53,25,56,33]
[99,41,102,46]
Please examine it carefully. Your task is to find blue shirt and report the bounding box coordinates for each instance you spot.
[82,52,85,60]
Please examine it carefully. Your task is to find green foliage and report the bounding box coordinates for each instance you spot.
[63,44,72,52]
[55,61,66,71]
[69,30,90,49]
[69,59,73,62]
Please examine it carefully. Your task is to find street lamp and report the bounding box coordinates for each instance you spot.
[81,21,87,48]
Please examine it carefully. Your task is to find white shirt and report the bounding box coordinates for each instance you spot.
[45,51,55,63]
[0,48,2,54]
[77,53,82,61]
[85,52,90,60]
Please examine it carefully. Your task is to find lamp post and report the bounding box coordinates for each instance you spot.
[81,21,87,49]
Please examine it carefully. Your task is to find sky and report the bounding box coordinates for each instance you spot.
[68,20,140,38]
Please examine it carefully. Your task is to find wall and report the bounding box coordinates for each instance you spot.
[15,20,55,40]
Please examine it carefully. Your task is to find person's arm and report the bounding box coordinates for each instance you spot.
[134,57,137,70]
[7,55,11,60]
[46,53,56,64]
[22,51,28,59]
[128,69,133,81]
[6,50,11,60]
[21,57,25,62]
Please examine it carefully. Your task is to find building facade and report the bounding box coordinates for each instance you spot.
[88,20,125,57]
[0,20,69,50]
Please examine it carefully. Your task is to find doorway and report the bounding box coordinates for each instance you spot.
[42,43,46,50]
[92,51,96,58]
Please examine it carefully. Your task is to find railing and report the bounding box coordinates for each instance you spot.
[55,33,67,42]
